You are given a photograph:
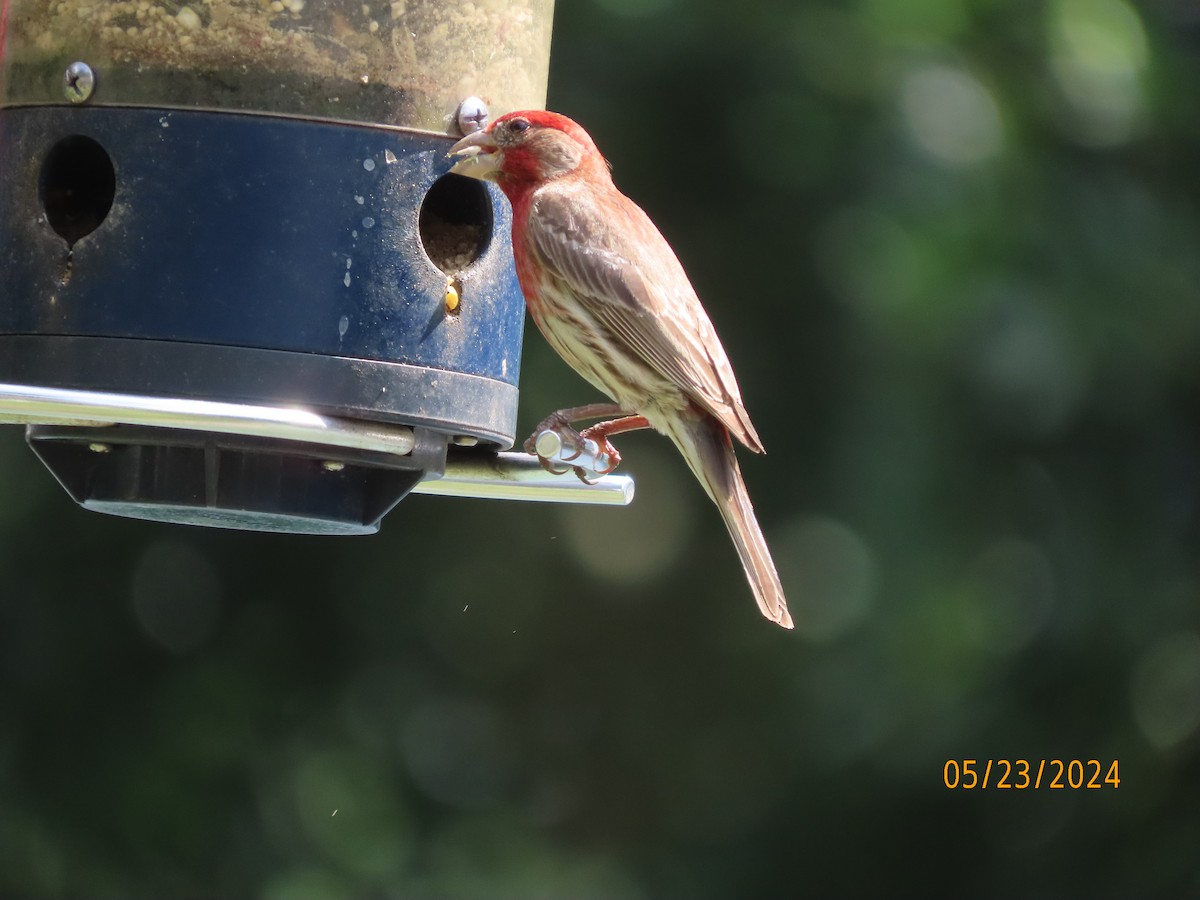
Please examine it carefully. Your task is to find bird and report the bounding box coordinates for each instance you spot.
[450,110,793,629]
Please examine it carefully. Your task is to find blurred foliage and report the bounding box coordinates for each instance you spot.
[4,0,1200,896]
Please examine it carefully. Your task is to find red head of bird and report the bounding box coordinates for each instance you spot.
[449,110,612,202]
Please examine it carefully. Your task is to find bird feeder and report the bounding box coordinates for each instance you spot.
[0,0,631,534]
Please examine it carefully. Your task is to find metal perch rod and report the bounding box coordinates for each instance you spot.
[0,383,633,507]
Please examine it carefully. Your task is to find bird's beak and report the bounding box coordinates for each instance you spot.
[448,130,500,182]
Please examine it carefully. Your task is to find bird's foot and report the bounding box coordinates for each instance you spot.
[525,421,619,481]
[578,425,622,476]
[523,406,643,481]
[523,411,574,457]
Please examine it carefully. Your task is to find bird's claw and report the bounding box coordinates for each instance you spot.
[578,425,621,474]
[538,454,573,477]
[524,420,620,482]
[523,413,571,456]
[572,466,600,485]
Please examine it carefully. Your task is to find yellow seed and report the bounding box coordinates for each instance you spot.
[445,283,460,312]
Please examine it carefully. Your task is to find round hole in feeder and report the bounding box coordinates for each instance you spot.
[419,173,492,275]
[39,135,116,247]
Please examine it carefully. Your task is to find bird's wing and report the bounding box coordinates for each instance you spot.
[525,183,763,452]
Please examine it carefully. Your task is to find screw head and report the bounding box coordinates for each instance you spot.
[64,61,95,103]
[534,429,563,460]
[455,96,489,136]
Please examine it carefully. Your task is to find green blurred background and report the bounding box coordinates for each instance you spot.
[4,0,1200,896]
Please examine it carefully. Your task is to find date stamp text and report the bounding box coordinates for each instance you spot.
[943,759,1120,790]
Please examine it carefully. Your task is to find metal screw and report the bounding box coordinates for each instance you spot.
[63,61,95,103]
[455,96,489,136]
[321,460,346,472]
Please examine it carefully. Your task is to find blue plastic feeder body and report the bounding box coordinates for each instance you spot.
[0,105,528,533]
[0,106,524,444]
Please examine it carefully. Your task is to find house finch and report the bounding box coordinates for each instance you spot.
[451,111,792,629]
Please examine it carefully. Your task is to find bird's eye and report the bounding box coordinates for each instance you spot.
[508,118,530,134]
